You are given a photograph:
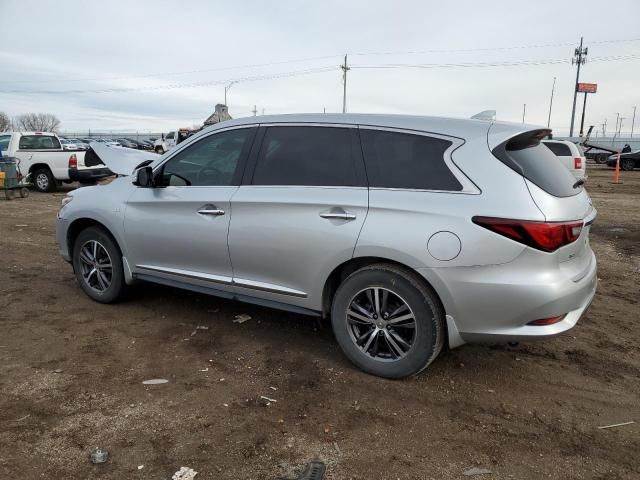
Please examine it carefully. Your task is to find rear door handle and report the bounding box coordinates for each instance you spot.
[320,210,357,221]
[197,204,225,216]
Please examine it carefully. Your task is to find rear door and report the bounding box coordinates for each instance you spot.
[228,124,368,311]
[123,127,256,291]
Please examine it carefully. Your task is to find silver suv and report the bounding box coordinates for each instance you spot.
[56,114,597,378]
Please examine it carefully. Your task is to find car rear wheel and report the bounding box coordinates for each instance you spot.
[331,264,445,379]
[621,158,635,171]
[72,226,126,303]
[33,168,55,193]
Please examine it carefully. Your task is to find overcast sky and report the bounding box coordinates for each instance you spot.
[1,0,639,135]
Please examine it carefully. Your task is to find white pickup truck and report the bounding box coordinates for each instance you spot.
[0,131,111,192]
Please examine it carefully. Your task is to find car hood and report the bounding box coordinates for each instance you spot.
[89,142,159,175]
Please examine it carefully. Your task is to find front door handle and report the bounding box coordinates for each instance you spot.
[320,210,357,221]
[197,204,225,216]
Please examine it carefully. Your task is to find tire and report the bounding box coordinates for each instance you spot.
[19,187,29,198]
[5,189,15,200]
[32,168,55,193]
[331,264,445,379]
[621,158,635,171]
[72,226,126,303]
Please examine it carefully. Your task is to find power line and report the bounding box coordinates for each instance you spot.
[2,37,639,86]
[0,66,338,95]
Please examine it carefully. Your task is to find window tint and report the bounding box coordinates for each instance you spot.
[18,135,61,150]
[0,135,10,152]
[360,129,461,191]
[252,126,356,186]
[543,142,572,157]
[493,130,580,197]
[159,128,253,187]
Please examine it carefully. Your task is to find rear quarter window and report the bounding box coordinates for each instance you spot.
[493,130,581,197]
[543,142,572,157]
[360,129,462,191]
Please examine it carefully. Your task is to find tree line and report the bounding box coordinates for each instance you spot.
[0,112,61,133]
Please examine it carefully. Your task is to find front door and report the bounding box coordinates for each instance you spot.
[228,125,368,311]
[123,127,256,291]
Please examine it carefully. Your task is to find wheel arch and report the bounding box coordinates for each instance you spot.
[28,163,53,175]
[67,217,123,260]
[321,256,447,320]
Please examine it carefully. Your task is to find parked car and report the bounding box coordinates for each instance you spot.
[153,128,192,154]
[69,138,91,150]
[606,150,640,170]
[0,131,110,192]
[60,139,79,150]
[56,114,597,379]
[126,138,153,150]
[116,138,139,149]
[542,140,586,180]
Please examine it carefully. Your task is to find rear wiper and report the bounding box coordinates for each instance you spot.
[573,178,585,189]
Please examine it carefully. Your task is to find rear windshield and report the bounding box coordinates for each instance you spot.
[493,130,581,197]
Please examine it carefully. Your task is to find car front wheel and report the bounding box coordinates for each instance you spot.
[72,227,126,303]
[621,158,635,171]
[331,264,445,379]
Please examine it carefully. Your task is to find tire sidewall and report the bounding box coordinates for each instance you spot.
[331,267,440,379]
[621,159,635,171]
[33,169,54,193]
[72,227,124,303]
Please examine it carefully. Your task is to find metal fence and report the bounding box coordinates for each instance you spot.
[58,131,164,142]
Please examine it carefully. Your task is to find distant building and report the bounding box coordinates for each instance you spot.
[204,104,232,126]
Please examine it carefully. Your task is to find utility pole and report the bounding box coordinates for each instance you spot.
[522,104,526,124]
[224,81,236,106]
[547,77,556,128]
[569,37,588,137]
[579,92,588,137]
[631,106,637,138]
[602,119,607,137]
[252,105,257,116]
[341,54,350,113]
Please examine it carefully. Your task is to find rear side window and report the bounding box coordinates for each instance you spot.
[252,126,357,186]
[19,135,61,150]
[360,129,461,191]
[493,130,580,197]
[543,142,572,157]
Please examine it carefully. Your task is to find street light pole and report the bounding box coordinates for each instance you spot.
[547,77,556,128]
[224,81,236,106]
[522,103,526,124]
[631,106,637,138]
[341,54,350,113]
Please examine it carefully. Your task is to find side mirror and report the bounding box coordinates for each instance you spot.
[133,166,154,187]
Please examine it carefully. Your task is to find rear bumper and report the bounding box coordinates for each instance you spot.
[418,249,598,346]
[68,167,112,182]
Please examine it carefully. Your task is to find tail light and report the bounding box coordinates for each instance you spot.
[472,216,583,252]
[574,157,582,169]
[68,154,77,169]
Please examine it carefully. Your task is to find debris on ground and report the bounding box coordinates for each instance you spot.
[190,325,209,336]
[269,386,278,391]
[53,369,63,373]
[260,395,277,404]
[89,447,109,464]
[142,378,169,385]
[233,314,252,324]
[137,465,144,470]
[172,466,198,480]
[597,421,635,429]
[463,467,492,476]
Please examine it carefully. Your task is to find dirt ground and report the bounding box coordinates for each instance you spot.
[1,165,639,480]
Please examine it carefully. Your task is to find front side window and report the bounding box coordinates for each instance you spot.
[360,129,461,191]
[252,126,357,186]
[18,135,61,150]
[159,128,253,187]
[166,132,175,140]
[0,135,10,152]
